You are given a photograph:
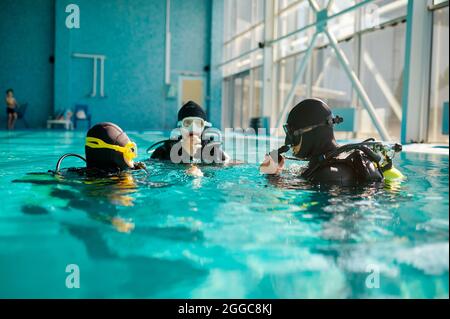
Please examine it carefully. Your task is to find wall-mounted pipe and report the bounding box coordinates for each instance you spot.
[72,53,106,97]
[165,0,171,85]
[92,58,97,97]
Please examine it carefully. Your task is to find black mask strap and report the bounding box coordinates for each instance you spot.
[284,115,343,146]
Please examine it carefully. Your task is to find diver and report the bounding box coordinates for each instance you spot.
[54,122,147,176]
[147,101,229,176]
[260,99,404,186]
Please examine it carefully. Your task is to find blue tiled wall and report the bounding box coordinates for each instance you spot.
[0,0,215,130]
[0,0,55,128]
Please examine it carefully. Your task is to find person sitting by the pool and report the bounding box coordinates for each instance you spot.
[148,101,229,175]
[5,88,18,130]
[260,98,403,186]
[54,122,146,175]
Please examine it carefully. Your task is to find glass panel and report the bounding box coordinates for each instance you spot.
[433,0,448,5]
[223,0,237,42]
[236,0,253,34]
[310,39,356,140]
[254,0,265,23]
[226,72,253,128]
[311,40,355,108]
[233,76,243,127]
[252,67,263,119]
[222,78,233,129]
[223,0,410,138]
[325,11,356,46]
[241,74,251,128]
[428,7,449,143]
[274,52,310,128]
[224,68,262,130]
[276,1,313,39]
[359,22,406,140]
[277,0,301,12]
[329,0,357,14]
[371,0,408,26]
[222,0,265,77]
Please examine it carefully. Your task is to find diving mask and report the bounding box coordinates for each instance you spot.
[178,117,212,134]
[85,137,138,164]
[284,115,343,146]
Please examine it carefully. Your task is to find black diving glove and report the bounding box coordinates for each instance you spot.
[133,162,147,171]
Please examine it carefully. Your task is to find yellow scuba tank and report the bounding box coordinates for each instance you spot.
[383,166,405,182]
[376,142,404,182]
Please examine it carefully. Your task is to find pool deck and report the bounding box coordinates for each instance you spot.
[229,133,450,156]
[401,143,449,156]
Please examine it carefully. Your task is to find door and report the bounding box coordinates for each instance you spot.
[178,76,205,108]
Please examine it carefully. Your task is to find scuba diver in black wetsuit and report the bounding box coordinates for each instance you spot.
[53,122,147,176]
[147,101,229,177]
[16,122,147,233]
[260,99,404,186]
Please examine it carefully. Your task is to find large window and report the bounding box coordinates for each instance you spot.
[272,0,407,140]
[359,22,406,139]
[428,6,449,143]
[220,0,425,142]
[223,67,263,129]
[223,0,265,77]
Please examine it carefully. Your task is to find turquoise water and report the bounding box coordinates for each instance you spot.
[0,131,448,299]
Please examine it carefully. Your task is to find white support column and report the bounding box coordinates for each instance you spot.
[401,0,433,144]
[306,7,316,98]
[308,0,320,12]
[326,0,334,11]
[262,0,275,122]
[353,4,362,138]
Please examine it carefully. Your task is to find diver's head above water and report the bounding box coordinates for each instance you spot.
[176,101,212,158]
[284,99,341,160]
[85,122,138,171]
[177,101,211,137]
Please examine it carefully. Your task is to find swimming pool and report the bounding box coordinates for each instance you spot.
[0,130,448,298]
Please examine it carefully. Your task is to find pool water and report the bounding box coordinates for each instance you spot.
[0,131,448,299]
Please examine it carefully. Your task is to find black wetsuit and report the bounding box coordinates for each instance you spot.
[282,99,387,187]
[53,152,146,177]
[151,139,228,164]
[63,164,145,176]
[300,149,384,186]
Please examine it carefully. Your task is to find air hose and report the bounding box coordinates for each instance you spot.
[55,154,86,174]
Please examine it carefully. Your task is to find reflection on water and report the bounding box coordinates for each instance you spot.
[14,169,164,233]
